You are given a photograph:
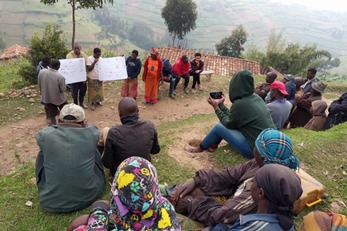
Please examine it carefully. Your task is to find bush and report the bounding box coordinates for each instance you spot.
[18,24,68,84]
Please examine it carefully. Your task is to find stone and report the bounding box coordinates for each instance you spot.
[0,93,5,98]
[28,98,35,103]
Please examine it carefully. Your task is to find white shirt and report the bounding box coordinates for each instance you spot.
[86,56,102,80]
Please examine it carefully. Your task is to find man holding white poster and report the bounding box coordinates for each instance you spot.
[66,43,88,108]
[86,48,103,111]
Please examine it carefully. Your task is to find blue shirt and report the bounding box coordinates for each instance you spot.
[212,214,294,231]
[267,99,292,129]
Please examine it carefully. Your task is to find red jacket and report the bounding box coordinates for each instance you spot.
[142,56,163,81]
[172,58,190,76]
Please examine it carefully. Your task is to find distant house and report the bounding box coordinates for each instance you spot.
[0,44,29,60]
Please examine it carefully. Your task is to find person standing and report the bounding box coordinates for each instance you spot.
[142,48,162,105]
[38,60,67,124]
[66,43,88,108]
[35,56,51,79]
[121,50,142,99]
[173,55,191,94]
[190,53,204,92]
[86,48,103,111]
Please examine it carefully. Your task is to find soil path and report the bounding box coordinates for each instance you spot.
[0,85,219,176]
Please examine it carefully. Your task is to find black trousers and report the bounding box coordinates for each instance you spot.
[71,81,87,104]
[191,73,201,89]
[174,74,190,89]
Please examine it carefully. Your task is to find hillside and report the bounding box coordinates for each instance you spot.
[1,0,347,57]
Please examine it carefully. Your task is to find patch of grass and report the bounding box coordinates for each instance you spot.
[0,59,28,93]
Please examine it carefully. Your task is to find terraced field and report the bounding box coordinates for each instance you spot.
[1,0,347,56]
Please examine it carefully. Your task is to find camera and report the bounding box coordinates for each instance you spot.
[210,91,223,99]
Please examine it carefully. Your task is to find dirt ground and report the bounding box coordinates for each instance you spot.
[0,82,220,176]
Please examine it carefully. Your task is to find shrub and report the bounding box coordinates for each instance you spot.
[19,24,68,84]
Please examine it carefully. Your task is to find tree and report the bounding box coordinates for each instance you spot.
[161,0,197,46]
[215,25,247,58]
[40,0,114,49]
[18,24,68,84]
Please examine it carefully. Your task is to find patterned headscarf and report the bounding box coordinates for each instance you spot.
[109,157,180,231]
[255,128,299,169]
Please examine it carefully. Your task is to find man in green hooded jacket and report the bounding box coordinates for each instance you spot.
[186,69,276,158]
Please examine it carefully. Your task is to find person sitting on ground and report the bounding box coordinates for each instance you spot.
[288,81,327,128]
[162,58,176,99]
[142,48,163,105]
[302,67,318,94]
[304,100,327,131]
[35,103,106,213]
[173,55,191,94]
[299,210,347,231]
[212,164,303,231]
[166,128,299,227]
[121,49,142,100]
[267,81,292,129]
[190,52,204,92]
[68,157,181,231]
[283,74,296,105]
[185,70,275,159]
[102,97,160,176]
[38,59,67,124]
[255,72,277,100]
[323,91,347,130]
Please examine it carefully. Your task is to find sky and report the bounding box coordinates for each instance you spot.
[271,0,347,12]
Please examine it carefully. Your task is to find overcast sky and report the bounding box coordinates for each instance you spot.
[271,0,347,12]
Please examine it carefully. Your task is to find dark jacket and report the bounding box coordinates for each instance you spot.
[187,159,260,226]
[190,59,204,74]
[255,82,271,100]
[102,115,160,176]
[215,70,276,150]
[162,59,173,78]
[285,80,296,104]
[35,124,105,212]
[126,56,142,79]
[323,92,347,129]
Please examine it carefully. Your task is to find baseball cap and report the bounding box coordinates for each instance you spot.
[271,81,288,96]
[59,103,85,122]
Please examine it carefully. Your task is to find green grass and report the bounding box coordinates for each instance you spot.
[0,60,28,93]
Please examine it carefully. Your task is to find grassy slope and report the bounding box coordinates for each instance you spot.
[0,70,346,229]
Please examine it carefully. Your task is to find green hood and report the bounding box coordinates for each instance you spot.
[229,70,255,102]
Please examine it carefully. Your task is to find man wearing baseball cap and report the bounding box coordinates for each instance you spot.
[35,103,105,213]
[267,81,293,129]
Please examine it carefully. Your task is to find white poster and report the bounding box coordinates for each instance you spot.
[98,57,127,81]
[58,58,86,84]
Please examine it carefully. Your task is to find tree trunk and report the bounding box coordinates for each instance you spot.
[71,0,76,49]
[172,33,176,47]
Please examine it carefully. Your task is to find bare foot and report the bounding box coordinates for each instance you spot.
[185,145,203,153]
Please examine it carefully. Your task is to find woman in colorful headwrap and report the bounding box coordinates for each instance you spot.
[166,128,299,227]
[212,164,303,231]
[67,156,180,231]
[109,156,180,231]
[142,48,163,105]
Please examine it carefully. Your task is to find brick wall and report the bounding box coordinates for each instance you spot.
[157,47,261,76]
